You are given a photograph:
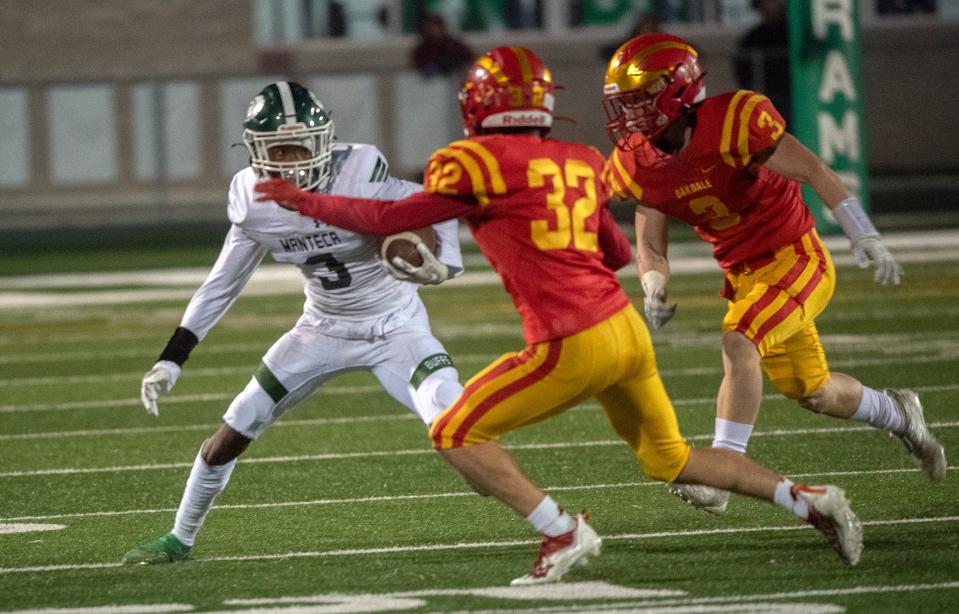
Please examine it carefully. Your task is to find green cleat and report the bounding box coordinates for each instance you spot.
[122,533,191,565]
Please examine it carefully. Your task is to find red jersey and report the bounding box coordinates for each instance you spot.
[424,134,631,343]
[605,90,815,270]
[290,134,633,344]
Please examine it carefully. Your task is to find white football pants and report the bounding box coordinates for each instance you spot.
[223,300,461,438]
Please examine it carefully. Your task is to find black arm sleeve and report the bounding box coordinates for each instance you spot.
[157,326,199,366]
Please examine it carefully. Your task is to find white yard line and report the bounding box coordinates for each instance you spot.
[5,330,959,366]
[5,383,959,437]
[2,350,958,391]
[1,230,957,309]
[447,580,959,614]
[0,515,957,575]
[1,421,957,478]
[2,466,954,523]
[0,414,420,440]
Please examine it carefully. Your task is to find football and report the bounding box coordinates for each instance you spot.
[379,227,437,268]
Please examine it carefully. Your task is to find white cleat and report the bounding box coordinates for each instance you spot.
[795,484,863,566]
[668,483,730,515]
[511,512,602,586]
[886,388,947,480]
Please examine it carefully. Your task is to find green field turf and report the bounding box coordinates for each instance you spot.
[0,252,957,613]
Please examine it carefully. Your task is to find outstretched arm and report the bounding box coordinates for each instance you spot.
[254,178,474,236]
[762,133,901,285]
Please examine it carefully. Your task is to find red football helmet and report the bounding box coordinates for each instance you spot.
[603,33,705,148]
[459,46,555,137]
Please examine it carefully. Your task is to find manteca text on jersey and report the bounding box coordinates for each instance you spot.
[279,231,342,253]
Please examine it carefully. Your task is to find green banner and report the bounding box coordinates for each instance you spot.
[579,0,636,25]
[787,1,869,233]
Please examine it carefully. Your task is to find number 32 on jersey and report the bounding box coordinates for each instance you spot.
[528,158,599,252]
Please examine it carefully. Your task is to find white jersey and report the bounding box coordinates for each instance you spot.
[180,142,463,341]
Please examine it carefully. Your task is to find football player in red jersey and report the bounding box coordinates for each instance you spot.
[602,33,946,514]
[256,45,865,582]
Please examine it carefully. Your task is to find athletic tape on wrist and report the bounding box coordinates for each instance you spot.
[833,197,879,243]
[641,270,667,297]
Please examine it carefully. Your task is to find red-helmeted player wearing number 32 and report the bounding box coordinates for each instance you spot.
[256,45,867,584]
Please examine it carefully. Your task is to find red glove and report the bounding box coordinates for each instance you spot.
[254,178,311,211]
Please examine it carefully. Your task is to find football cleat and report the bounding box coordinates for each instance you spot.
[511,512,602,586]
[794,484,863,566]
[122,532,191,565]
[885,388,947,480]
[668,483,730,515]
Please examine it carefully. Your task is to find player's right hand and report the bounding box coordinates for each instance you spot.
[644,288,677,330]
[140,360,181,416]
[388,243,449,285]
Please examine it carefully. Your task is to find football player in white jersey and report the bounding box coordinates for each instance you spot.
[123,81,464,564]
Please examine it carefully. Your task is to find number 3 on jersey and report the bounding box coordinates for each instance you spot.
[528,158,599,251]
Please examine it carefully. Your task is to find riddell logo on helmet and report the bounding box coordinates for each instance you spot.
[503,114,547,126]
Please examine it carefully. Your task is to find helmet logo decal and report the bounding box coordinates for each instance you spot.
[246,95,265,121]
[477,57,509,85]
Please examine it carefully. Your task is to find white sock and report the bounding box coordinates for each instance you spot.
[712,418,753,453]
[773,478,810,520]
[850,386,905,433]
[171,449,237,547]
[526,495,576,537]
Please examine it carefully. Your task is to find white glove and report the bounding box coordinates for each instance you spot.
[641,270,677,330]
[851,236,902,286]
[140,360,181,416]
[833,197,902,286]
[385,243,449,285]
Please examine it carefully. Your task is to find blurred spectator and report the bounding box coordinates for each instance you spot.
[733,0,791,127]
[505,0,542,29]
[599,10,661,60]
[328,1,347,37]
[411,12,474,79]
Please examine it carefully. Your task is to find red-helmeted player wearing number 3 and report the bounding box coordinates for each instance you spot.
[256,45,866,583]
[601,34,946,514]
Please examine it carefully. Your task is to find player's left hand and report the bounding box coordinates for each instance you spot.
[851,236,902,285]
[254,178,309,211]
[385,243,449,285]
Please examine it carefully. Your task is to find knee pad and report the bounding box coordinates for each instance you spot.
[222,378,279,440]
[413,367,462,426]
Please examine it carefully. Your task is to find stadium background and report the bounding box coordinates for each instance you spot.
[1,0,958,238]
[2,2,959,612]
